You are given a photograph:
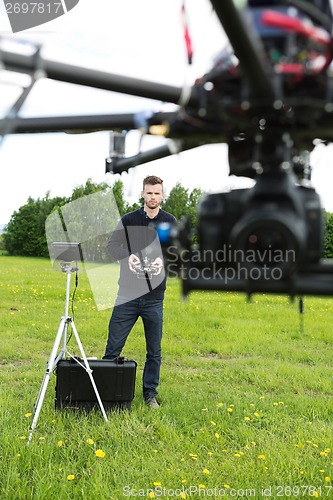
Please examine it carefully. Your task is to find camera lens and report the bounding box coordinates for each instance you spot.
[246,226,290,260]
[230,214,306,278]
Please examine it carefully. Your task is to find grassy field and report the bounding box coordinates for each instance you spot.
[1,255,333,499]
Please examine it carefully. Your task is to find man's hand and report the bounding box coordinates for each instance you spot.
[151,257,163,276]
[128,254,141,272]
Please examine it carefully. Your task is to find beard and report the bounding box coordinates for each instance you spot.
[146,200,160,209]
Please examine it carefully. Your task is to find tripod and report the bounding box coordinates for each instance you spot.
[27,261,109,445]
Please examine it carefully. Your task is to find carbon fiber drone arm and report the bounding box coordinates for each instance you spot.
[4,111,178,134]
[0,46,197,106]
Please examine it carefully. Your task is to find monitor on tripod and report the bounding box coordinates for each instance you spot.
[51,242,82,263]
[27,239,108,445]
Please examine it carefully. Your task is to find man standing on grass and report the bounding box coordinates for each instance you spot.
[103,175,176,408]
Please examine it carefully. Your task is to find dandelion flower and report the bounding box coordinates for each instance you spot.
[325,477,331,482]
[215,433,220,439]
[258,454,266,460]
[20,436,27,440]
[87,439,94,445]
[25,413,32,418]
[95,449,106,458]
[210,421,216,426]
[180,493,187,499]
[203,469,210,474]
[57,441,63,447]
[244,417,250,421]
[153,482,161,487]
[227,407,233,413]
[148,492,155,499]
[199,484,205,488]
[67,475,75,481]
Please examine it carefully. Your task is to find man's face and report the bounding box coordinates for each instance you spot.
[142,183,164,210]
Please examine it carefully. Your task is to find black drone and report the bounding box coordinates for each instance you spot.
[2,0,333,297]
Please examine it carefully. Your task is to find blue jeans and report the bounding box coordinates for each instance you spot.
[104,297,163,400]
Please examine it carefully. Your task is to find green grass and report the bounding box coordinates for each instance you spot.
[1,255,333,499]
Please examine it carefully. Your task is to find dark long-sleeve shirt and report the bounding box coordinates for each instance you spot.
[108,207,176,300]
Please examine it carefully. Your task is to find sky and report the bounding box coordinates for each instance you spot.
[1,0,333,224]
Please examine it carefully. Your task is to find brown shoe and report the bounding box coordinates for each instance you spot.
[145,397,160,408]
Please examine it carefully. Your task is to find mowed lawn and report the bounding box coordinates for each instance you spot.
[1,255,333,499]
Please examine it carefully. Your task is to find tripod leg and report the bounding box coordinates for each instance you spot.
[27,317,67,445]
[70,320,109,423]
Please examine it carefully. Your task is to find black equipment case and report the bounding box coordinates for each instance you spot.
[55,357,137,411]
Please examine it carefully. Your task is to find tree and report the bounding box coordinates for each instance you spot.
[71,178,109,200]
[126,200,141,213]
[3,194,68,257]
[162,183,203,222]
[0,233,5,254]
[46,179,126,262]
[6,177,333,262]
[161,183,203,244]
[2,179,333,262]
[112,179,130,216]
[162,183,190,220]
[323,210,333,258]
[3,179,127,258]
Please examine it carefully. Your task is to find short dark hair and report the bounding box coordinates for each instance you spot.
[143,175,163,189]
